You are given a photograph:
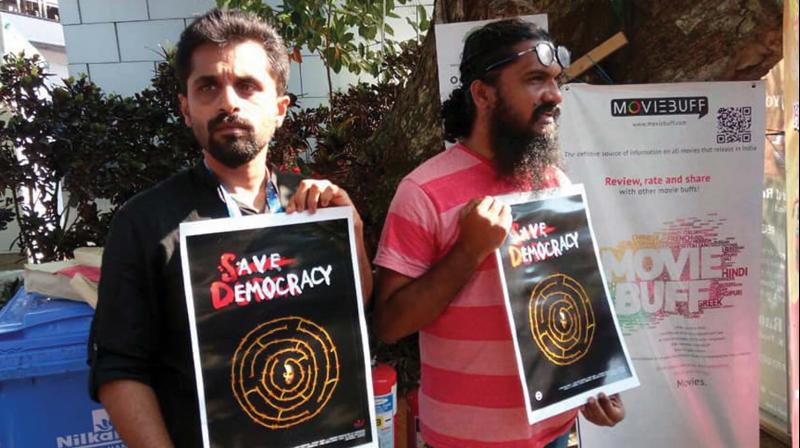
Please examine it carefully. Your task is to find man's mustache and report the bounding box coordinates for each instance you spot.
[207,113,254,133]
[532,103,560,122]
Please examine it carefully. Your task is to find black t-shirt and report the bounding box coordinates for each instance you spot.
[88,163,300,447]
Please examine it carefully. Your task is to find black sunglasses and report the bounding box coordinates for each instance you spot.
[483,42,571,74]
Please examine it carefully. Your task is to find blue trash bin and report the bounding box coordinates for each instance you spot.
[0,287,125,447]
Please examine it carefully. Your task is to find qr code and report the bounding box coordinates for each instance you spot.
[716,106,752,144]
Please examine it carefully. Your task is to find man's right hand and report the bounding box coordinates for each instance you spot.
[455,196,512,262]
[98,380,174,448]
[374,196,512,343]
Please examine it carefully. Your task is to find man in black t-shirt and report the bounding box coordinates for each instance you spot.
[88,9,372,447]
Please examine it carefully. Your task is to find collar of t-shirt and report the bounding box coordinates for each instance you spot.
[202,162,285,217]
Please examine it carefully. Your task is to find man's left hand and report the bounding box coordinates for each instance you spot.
[287,179,372,302]
[287,179,354,216]
[581,393,625,427]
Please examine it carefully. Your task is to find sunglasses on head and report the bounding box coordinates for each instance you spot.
[483,42,571,74]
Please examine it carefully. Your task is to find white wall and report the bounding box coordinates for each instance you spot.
[0,11,68,81]
[60,0,204,96]
[60,0,433,104]
[1,10,64,46]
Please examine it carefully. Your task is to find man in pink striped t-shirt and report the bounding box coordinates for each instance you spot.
[373,19,625,448]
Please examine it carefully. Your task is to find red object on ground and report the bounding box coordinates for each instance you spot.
[372,363,398,447]
[406,387,422,448]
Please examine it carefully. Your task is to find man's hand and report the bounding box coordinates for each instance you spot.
[581,393,625,427]
[455,196,512,262]
[373,196,510,343]
[98,380,174,448]
[286,179,353,215]
[286,179,372,302]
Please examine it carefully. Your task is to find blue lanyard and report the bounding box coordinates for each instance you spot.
[206,163,284,217]
[265,178,284,214]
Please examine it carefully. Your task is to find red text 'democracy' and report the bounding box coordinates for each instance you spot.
[210,252,333,310]
[508,221,579,268]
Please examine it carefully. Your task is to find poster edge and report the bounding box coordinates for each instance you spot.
[179,222,213,448]
[345,211,380,447]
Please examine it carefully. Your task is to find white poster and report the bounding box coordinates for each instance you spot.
[559,82,764,447]
[495,185,639,424]
[434,14,547,102]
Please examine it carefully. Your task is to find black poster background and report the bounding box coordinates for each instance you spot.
[184,218,371,448]
[499,194,633,413]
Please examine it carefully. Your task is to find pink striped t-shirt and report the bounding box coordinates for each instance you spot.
[374,143,577,448]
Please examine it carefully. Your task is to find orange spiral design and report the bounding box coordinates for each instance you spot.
[231,317,339,429]
[528,274,595,366]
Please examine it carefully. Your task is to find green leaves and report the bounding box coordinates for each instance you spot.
[359,24,378,40]
[417,4,430,32]
[0,52,198,261]
[216,0,427,98]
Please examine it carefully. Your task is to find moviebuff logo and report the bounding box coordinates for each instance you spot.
[55,409,124,447]
[611,96,709,118]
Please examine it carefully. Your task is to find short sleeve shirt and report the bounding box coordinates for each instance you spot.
[374,143,576,448]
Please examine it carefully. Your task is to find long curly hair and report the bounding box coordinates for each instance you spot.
[440,19,553,142]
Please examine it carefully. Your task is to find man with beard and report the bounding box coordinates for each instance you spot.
[88,9,371,447]
[372,19,624,447]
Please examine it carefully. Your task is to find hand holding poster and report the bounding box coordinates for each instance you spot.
[179,207,376,448]
[495,184,639,424]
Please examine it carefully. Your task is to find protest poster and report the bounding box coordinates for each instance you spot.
[559,81,764,447]
[495,184,639,424]
[179,207,376,448]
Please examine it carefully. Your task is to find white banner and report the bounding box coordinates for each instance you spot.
[559,82,764,447]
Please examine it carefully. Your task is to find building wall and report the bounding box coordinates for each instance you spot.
[1,9,63,46]
[60,0,433,105]
[0,10,67,80]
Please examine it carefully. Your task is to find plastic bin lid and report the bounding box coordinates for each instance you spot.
[0,287,95,380]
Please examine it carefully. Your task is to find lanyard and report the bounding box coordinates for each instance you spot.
[206,163,284,217]
[265,178,284,214]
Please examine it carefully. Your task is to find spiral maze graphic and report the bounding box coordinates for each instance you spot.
[231,317,339,430]
[529,274,595,366]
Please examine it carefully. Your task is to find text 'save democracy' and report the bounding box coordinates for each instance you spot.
[209,252,333,309]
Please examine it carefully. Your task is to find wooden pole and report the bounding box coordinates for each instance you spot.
[563,32,628,81]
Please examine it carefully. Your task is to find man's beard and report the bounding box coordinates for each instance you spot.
[489,95,561,189]
[204,113,270,169]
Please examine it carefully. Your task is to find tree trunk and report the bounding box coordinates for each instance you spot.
[363,0,781,235]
